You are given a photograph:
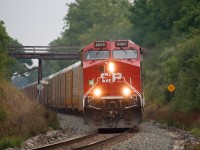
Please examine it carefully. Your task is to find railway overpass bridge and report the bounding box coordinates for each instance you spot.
[8,46,81,84]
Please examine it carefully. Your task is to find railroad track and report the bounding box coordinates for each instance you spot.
[32,129,133,150]
[75,129,132,150]
[31,132,98,150]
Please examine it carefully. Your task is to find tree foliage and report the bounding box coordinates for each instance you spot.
[0,21,32,80]
[59,0,133,46]
[129,0,200,46]
[169,36,200,112]
[0,21,11,79]
[33,0,134,83]
[131,0,200,112]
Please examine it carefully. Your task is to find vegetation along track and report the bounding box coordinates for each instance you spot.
[32,129,133,150]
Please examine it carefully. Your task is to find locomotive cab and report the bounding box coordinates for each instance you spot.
[82,40,144,129]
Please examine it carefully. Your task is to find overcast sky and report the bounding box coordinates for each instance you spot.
[0,0,75,46]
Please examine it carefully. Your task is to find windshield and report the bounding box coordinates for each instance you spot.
[113,49,138,59]
[85,50,110,60]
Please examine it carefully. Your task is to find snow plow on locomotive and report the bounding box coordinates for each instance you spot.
[21,40,144,129]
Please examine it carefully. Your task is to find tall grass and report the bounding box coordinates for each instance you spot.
[0,79,58,149]
[144,102,200,135]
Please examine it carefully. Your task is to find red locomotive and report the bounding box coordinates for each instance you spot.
[22,40,144,129]
[82,40,144,128]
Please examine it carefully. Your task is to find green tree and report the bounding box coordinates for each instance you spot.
[129,0,200,113]
[61,0,132,46]
[0,21,11,79]
[39,0,133,81]
[0,21,32,80]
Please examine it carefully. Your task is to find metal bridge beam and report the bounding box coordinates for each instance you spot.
[9,53,81,60]
[8,46,81,84]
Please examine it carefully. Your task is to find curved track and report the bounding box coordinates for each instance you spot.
[32,129,132,150]
[75,129,132,150]
[31,132,98,150]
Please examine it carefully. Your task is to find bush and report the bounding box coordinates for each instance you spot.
[0,108,7,122]
[0,79,58,149]
[0,137,23,150]
[144,103,200,130]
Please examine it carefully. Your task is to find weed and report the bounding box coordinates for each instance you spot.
[0,137,23,150]
[190,128,200,137]
[0,108,7,122]
[144,103,200,131]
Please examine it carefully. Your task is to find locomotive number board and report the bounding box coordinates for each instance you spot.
[115,41,128,47]
[94,42,106,48]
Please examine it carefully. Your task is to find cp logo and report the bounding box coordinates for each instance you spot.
[101,73,122,83]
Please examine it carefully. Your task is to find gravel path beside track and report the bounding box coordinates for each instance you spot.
[6,114,200,150]
[108,122,173,150]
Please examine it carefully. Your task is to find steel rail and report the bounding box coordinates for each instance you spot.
[31,132,98,150]
[74,129,132,150]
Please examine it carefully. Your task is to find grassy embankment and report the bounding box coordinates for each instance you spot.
[144,103,200,133]
[0,78,58,150]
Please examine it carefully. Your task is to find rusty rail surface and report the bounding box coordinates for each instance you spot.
[75,129,132,150]
[31,132,98,150]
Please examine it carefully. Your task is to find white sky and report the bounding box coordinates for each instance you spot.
[0,0,75,46]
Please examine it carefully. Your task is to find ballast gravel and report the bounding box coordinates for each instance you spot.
[109,122,173,150]
[5,114,200,150]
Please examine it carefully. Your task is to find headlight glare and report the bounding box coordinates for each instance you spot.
[123,87,131,96]
[108,62,115,73]
[93,88,101,97]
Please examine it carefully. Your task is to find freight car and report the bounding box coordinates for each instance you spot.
[22,40,144,129]
[22,61,84,112]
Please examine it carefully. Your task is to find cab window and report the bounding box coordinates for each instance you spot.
[85,50,109,60]
[113,49,138,59]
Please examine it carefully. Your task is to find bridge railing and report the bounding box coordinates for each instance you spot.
[8,46,81,54]
[8,46,82,60]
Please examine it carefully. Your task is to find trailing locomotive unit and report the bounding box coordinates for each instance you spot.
[83,40,144,128]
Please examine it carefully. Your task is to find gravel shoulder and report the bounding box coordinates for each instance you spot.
[6,114,200,150]
[109,122,174,150]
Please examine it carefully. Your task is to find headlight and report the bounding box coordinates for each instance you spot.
[93,88,101,97]
[123,87,131,96]
[108,62,115,73]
